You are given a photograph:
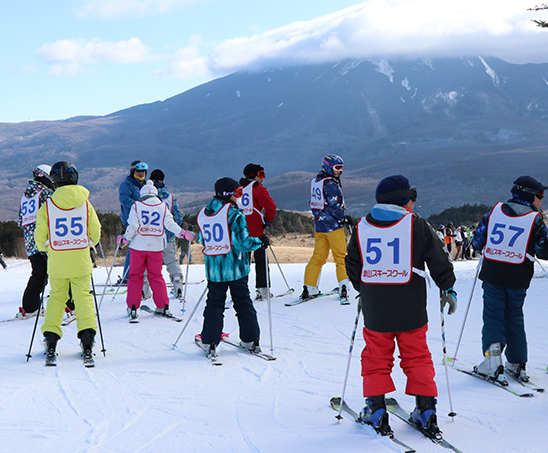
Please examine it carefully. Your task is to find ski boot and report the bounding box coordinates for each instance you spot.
[339,278,350,303]
[359,395,393,437]
[155,304,172,317]
[173,276,184,300]
[240,339,262,353]
[127,304,139,323]
[79,328,96,368]
[505,362,529,383]
[255,288,272,301]
[410,395,442,441]
[299,285,320,301]
[44,332,60,366]
[474,342,507,385]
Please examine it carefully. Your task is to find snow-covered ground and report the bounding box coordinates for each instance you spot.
[0,257,546,453]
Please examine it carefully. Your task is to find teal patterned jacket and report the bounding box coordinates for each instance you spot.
[198,198,263,282]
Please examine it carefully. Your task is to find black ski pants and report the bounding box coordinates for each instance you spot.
[200,276,260,345]
[22,253,48,313]
[253,245,270,289]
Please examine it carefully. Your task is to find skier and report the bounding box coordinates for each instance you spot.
[444,221,455,260]
[300,154,350,303]
[118,160,148,286]
[149,169,186,299]
[196,177,269,357]
[35,161,101,366]
[239,163,277,301]
[0,245,7,269]
[16,165,55,318]
[345,174,457,438]
[120,180,195,323]
[472,176,548,383]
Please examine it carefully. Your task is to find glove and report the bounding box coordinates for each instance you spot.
[116,235,129,247]
[259,234,270,247]
[179,230,195,241]
[343,215,354,226]
[440,287,457,315]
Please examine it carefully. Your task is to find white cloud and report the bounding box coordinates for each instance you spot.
[37,38,151,74]
[165,0,548,80]
[75,0,196,18]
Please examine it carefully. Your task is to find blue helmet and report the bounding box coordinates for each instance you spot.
[130,160,148,175]
[321,154,344,176]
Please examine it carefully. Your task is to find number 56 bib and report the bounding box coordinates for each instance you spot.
[357,213,413,284]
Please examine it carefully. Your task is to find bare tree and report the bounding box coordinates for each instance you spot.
[529,4,548,27]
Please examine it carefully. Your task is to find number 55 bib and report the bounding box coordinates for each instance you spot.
[46,200,89,251]
[357,213,413,284]
[484,202,538,264]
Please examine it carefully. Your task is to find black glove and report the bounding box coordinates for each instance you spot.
[343,215,354,226]
[259,234,270,247]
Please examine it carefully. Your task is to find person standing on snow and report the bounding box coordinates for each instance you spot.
[16,165,55,318]
[149,169,186,299]
[300,154,350,302]
[239,163,277,301]
[345,174,456,439]
[35,161,101,367]
[121,181,195,323]
[196,177,269,357]
[118,160,148,284]
[472,176,548,384]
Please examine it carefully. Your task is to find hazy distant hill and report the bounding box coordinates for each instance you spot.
[1,56,548,220]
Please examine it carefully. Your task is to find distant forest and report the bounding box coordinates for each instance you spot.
[426,203,492,227]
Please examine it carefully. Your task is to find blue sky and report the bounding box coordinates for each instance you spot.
[1,0,547,123]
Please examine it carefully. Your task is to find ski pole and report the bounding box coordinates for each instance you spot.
[90,273,107,356]
[440,308,456,419]
[265,246,274,354]
[452,255,483,365]
[336,301,361,420]
[98,241,121,310]
[268,244,294,294]
[110,263,130,301]
[97,240,109,272]
[182,226,193,312]
[26,273,48,362]
[172,285,208,349]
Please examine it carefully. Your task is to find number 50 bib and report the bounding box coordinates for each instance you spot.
[197,203,232,256]
[357,214,413,284]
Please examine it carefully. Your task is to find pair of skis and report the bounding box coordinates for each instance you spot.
[284,287,349,306]
[195,334,276,366]
[331,397,463,453]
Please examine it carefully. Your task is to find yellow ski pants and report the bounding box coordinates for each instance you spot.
[304,228,348,286]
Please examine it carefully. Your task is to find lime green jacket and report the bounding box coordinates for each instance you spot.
[35,185,101,278]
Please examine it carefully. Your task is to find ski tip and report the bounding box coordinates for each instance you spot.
[448,411,457,418]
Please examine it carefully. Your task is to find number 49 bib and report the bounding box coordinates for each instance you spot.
[357,214,413,284]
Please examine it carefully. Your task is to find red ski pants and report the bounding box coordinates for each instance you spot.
[126,249,169,309]
[361,324,437,397]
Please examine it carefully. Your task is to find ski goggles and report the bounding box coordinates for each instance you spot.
[514,184,545,199]
[333,165,343,172]
[222,187,243,198]
[257,170,266,178]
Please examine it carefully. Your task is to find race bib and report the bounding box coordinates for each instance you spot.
[20,192,42,227]
[46,200,89,251]
[310,178,327,210]
[357,214,413,284]
[484,202,537,264]
[135,201,166,237]
[197,203,232,256]
[163,194,173,212]
[241,182,254,216]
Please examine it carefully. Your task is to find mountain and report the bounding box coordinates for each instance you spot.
[1,56,548,220]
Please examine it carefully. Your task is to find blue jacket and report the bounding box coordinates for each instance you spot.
[157,186,183,243]
[472,200,548,289]
[311,172,345,233]
[119,175,144,226]
[198,198,263,283]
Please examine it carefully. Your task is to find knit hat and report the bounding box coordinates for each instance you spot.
[511,176,548,204]
[375,174,416,206]
[150,169,165,188]
[243,163,264,179]
[140,180,158,197]
[214,177,241,200]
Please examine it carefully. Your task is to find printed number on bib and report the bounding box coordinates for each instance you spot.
[55,217,84,237]
[365,238,401,265]
[21,199,37,216]
[202,223,224,243]
[141,210,161,226]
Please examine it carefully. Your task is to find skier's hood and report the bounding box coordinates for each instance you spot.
[50,185,89,209]
[24,179,50,198]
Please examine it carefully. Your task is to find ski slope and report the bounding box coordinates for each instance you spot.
[0,258,546,453]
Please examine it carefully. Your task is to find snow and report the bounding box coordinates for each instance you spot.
[1,258,547,453]
[478,57,500,87]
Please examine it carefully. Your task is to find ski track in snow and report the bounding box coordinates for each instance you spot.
[1,259,548,452]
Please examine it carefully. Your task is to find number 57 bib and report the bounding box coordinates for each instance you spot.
[484,202,537,264]
[357,213,413,284]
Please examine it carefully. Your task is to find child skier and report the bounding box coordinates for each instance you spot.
[196,177,269,358]
[35,161,101,367]
[121,180,194,322]
[345,174,456,439]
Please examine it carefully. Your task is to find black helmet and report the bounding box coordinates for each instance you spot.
[50,161,78,186]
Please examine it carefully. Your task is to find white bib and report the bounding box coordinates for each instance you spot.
[484,202,538,265]
[20,192,42,227]
[197,203,232,256]
[310,178,329,210]
[241,181,254,216]
[357,213,414,284]
[163,193,173,212]
[46,200,89,251]
[135,201,167,237]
